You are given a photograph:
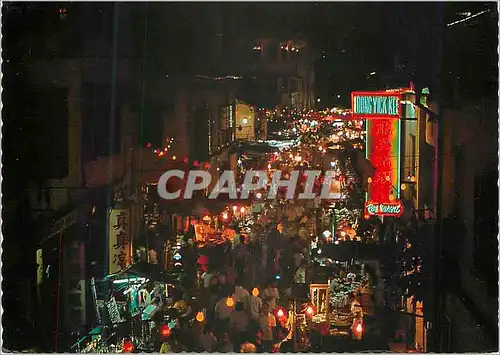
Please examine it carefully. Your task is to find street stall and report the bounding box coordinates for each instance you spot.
[305,257,371,341]
[74,263,185,353]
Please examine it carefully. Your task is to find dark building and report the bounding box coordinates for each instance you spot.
[2,3,145,351]
[437,3,498,352]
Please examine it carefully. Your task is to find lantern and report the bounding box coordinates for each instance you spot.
[195,311,205,323]
[159,325,171,338]
[276,308,285,319]
[123,339,135,353]
[252,288,259,297]
[305,305,315,317]
[226,296,234,307]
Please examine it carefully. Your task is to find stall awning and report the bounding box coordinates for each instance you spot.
[104,262,182,288]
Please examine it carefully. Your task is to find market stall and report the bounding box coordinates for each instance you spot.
[74,263,185,353]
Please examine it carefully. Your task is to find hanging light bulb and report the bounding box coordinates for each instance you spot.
[252,287,259,297]
[195,312,205,323]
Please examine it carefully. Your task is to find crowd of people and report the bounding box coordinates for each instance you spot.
[159,202,329,352]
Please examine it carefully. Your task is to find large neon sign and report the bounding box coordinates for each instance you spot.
[352,91,402,217]
[352,92,401,118]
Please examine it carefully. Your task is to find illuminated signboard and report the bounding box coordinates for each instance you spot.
[352,91,402,217]
[365,201,404,217]
[352,92,401,118]
[109,208,132,274]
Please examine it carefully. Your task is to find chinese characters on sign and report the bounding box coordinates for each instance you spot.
[353,91,402,217]
[109,208,131,274]
[369,119,396,203]
[64,240,86,332]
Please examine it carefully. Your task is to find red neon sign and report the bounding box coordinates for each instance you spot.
[353,91,402,217]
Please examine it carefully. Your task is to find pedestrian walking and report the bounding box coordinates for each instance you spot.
[258,303,277,352]
[214,295,234,337]
[228,302,250,351]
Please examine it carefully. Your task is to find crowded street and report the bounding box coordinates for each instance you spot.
[3,2,498,353]
[72,105,428,353]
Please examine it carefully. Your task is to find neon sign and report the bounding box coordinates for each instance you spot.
[365,201,404,217]
[352,91,402,217]
[352,92,401,118]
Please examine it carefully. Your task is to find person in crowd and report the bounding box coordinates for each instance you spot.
[198,323,218,352]
[225,262,237,286]
[240,342,257,353]
[148,247,158,265]
[298,223,310,243]
[294,260,307,284]
[233,235,249,280]
[216,332,234,353]
[206,276,220,320]
[234,282,250,305]
[262,282,279,310]
[248,287,263,322]
[229,302,250,351]
[201,267,215,289]
[214,294,234,336]
[180,238,197,267]
[233,226,242,248]
[197,253,210,273]
[218,272,233,298]
[293,251,304,270]
[258,303,277,353]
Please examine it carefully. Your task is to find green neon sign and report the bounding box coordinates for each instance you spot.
[354,95,399,116]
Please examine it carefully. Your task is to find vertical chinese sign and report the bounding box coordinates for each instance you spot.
[63,239,86,333]
[352,91,404,217]
[109,208,132,274]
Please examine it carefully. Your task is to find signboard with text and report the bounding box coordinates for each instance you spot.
[63,240,86,332]
[352,91,402,217]
[352,92,401,118]
[109,208,132,274]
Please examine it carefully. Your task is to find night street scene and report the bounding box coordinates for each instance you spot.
[2,2,498,353]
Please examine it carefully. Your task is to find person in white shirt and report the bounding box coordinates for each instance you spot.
[234,284,250,305]
[248,288,263,321]
[201,270,214,288]
[215,296,234,321]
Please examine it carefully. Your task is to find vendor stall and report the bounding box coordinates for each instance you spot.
[74,263,185,353]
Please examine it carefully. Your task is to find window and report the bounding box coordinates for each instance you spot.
[409,134,416,176]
